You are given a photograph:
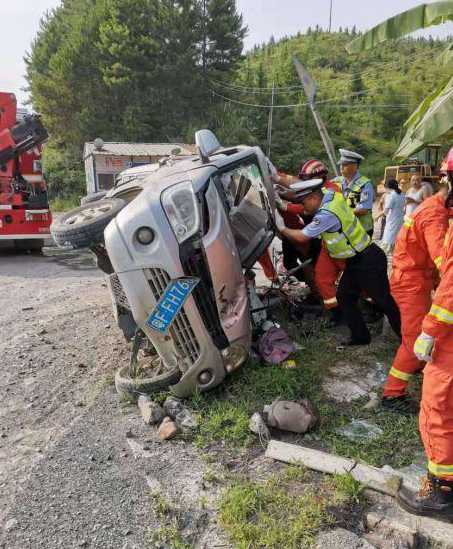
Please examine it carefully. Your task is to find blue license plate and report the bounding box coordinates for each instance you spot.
[145,277,199,334]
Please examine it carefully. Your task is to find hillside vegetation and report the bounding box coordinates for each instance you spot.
[25,1,450,195]
[216,30,450,180]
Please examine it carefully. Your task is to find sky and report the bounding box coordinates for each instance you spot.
[1,0,451,108]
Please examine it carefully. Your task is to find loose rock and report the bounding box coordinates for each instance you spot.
[137,396,165,426]
[174,410,198,432]
[163,396,184,419]
[315,528,375,549]
[158,417,178,440]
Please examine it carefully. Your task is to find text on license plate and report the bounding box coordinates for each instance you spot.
[145,277,199,334]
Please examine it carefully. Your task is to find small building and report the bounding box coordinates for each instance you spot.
[83,140,194,194]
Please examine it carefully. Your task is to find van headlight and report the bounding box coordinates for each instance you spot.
[162,181,200,243]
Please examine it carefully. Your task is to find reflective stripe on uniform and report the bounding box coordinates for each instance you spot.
[326,234,347,245]
[429,304,453,325]
[344,217,358,236]
[323,297,338,306]
[428,461,453,477]
[355,234,370,252]
[434,256,442,269]
[404,216,414,228]
[388,367,413,382]
[331,249,356,258]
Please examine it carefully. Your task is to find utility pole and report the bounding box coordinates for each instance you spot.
[329,0,333,32]
[202,0,207,73]
[267,80,275,158]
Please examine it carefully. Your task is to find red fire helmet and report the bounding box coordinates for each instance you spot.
[440,147,453,173]
[298,159,328,180]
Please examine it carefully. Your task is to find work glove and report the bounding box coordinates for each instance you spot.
[414,332,435,362]
[274,210,286,233]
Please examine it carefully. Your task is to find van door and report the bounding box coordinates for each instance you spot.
[219,157,274,268]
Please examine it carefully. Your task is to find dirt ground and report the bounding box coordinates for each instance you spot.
[3,244,451,549]
[0,247,226,549]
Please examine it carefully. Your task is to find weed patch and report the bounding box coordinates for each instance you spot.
[191,326,332,448]
[319,399,420,468]
[218,465,364,549]
[147,492,191,549]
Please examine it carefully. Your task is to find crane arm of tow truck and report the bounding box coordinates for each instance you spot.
[0,115,48,168]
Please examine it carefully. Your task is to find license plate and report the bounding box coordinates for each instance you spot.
[145,277,199,334]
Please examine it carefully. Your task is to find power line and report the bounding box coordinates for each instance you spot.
[210,88,409,110]
[209,48,442,94]
[211,80,412,105]
[209,77,304,92]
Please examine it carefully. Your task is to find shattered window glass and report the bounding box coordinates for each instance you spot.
[220,160,270,255]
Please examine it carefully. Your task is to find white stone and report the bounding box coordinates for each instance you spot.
[324,361,387,403]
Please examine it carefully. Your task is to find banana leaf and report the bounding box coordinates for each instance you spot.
[346,1,453,53]
[394,76,453,159]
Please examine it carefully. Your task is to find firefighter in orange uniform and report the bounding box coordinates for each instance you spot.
[297,160,345,322]
[397,165,453,519]
[381,179,453,413]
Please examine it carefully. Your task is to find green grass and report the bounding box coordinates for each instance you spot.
[218,466,365,549]
[186,315,423,469]
[147,492,191,549]
[330,473,365,505]
[190,324,331,448]
[318,398,421,468]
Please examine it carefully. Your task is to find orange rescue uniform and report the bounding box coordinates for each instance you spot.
[419,220,453,479]
[383,193,453,398]
[313,179,345,309]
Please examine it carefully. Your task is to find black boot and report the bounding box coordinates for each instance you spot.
[397,473,453,519]
[340,337,371,346]
[381,395,419,415]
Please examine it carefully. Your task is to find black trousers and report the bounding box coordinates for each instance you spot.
[337,243,401,342]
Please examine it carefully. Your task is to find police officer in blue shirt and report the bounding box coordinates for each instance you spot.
[275,179,401,345]
[337,149,375,237]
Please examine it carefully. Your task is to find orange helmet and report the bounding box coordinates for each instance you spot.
[298,159,328,180]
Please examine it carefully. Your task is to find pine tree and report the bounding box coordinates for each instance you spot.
[204,0,247,75]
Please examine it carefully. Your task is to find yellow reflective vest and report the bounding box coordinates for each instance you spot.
[319,191,371,259]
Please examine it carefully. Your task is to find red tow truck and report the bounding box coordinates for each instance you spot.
[0,92,51,252]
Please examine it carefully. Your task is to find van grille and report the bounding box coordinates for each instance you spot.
[145,268,200,366]
[109,273,131,310]
[182,250,228,350]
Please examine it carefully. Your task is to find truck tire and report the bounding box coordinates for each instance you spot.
[114,365,181,400]
[80,191,108,205]
[51,198,125,249]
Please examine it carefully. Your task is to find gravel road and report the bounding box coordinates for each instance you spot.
[0,247,225,549]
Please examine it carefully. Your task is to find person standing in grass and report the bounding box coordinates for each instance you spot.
[379,179,405,252]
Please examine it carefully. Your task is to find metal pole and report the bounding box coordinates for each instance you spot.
[267,80,275,157]
[311,105,339,176]
[293,56,339,175]
[329,0,333,32]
